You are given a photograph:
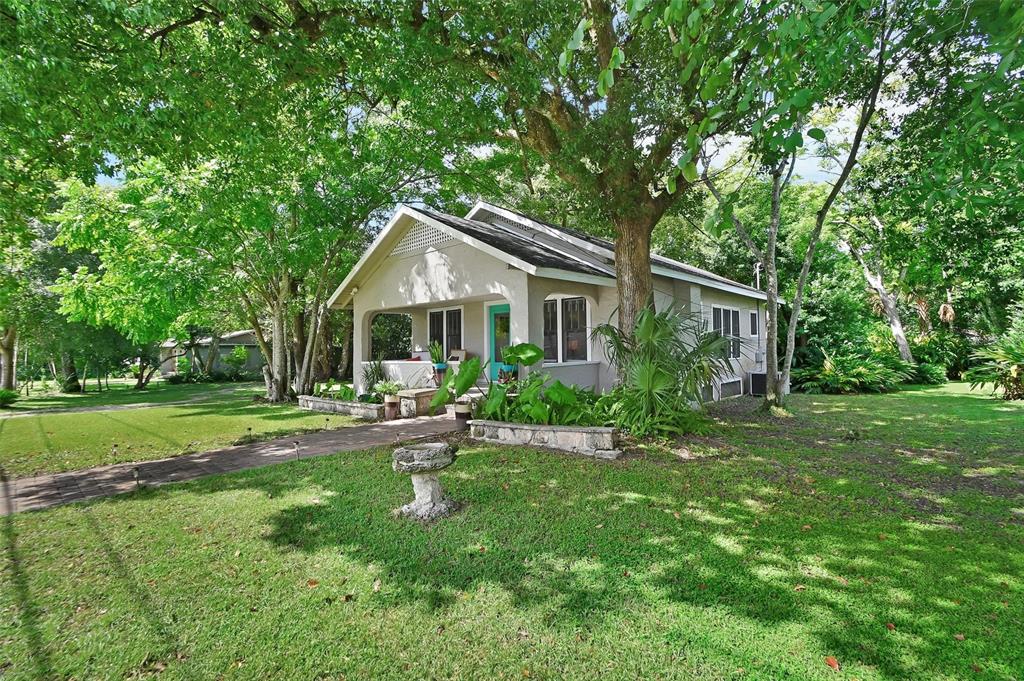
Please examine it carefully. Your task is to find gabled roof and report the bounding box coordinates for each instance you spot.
[467,201,767,300]
[327,202,766,309]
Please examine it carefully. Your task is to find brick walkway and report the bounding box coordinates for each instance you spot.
[1,416,455,515]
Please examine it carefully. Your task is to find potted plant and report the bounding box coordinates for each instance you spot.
[430,357,482,430]
[374,379,404,420]
[428,340,448,386]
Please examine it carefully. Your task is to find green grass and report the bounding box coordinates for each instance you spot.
[1,383,1021,679]
[0,388,356,476]
[3,379,252,412]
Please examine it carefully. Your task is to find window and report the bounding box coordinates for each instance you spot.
[542,296,589,363]
[445,309,462,354]
[712,306,741,359]
[750,309,759,338]
[562,297,587,361]
[428,307,462,357]
[543,300,558,361]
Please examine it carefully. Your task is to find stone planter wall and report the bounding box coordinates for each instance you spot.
[469,419,621,459]
[298,395,384,420]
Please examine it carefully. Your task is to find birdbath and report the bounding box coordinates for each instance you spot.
[392,442,459,521]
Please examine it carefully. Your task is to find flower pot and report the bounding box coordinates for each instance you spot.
[498,363,517,384]
[383,394,400,421]
[433,363,448,386]
[454,402,472,431]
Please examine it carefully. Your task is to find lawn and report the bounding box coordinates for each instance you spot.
[3,379,254,412]
[0,387,356,477]
[1,383,1021,679]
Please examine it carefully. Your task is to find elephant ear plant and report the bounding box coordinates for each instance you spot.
[499,342,545,383]
[430,356,483,411]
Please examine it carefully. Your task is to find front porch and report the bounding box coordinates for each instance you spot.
[354,289,606,395]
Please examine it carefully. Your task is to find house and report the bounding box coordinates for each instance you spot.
[328,201,771,399]
[159,330,264,376]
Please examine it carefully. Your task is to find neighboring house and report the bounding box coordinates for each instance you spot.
[328,201,772,399]
[159,330,264,376]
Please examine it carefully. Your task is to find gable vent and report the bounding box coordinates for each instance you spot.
[391,221,454,256]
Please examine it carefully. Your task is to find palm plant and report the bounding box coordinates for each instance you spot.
[966,335,1024,400]
[593,306,733,437]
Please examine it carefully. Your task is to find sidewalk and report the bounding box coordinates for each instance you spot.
[1,416,455,515]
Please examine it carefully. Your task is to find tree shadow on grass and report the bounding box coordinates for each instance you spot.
[2,472,54,679]
[205,446,1015,679]
[87,432,1023,679]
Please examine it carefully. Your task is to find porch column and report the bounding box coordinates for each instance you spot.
[352,305,373,394]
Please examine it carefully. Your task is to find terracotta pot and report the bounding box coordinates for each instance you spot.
[383,395,400,421]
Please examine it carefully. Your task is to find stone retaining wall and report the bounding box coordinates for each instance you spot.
[469,419,621,459]
[298,395,383,420]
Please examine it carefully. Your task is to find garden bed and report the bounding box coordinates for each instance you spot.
[298,395,383,420]
[469,419,621,459]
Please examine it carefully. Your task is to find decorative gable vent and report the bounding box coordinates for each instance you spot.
[391,221,454,256]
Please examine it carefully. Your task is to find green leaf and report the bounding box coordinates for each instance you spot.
[666,173,677,194]
[609,46,625,70]
[681,161,699,183]
[807,127,826,141]
[567,18,591,51]
[558,50,570,75]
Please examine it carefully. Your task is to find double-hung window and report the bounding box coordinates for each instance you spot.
[712,306,741,359]
[542,296,589,363]
[428,307,463,357]
[749,309,759,338]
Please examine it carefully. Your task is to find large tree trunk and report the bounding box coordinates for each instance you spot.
[337,311,353,380]
[60,351,82,393]
[268,276,290,402]
[847,244,915,363]
[203,333,221,374]
[0,326,16,391]
[611,216,656,338]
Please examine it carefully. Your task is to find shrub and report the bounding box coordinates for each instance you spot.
[913,362,948,385]
[0,389,19,408]
[792,351,913,394]
[372,380,404,399]
[176,356,191,374]
[165,373,193,385]
[966,336,1024,400]
[593,307,733,437]
[223,346,249,372]
[911,332,972,378]
[362,358,386,395]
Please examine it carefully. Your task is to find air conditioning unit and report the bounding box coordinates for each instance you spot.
[749,371,767,396]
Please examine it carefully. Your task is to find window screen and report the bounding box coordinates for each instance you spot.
[445,309,462,355]
[562,297,587,361]
[428,311,444,350]
[543,300,558,361]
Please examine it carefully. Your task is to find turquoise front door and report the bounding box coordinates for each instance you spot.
[489,304,511,380]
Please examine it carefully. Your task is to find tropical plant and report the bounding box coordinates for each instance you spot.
[966,337,1024,400]
[428,340,446,365]
[792,351,913,394]
[911,332,973,378]
[0,389,19,408]
[430,357,483,410]
[593,307,732,437]
[372,380,404,399]
[361,358,386,396]
[316,378,336,398]
[497,342,545,383]
[336,385,357,402]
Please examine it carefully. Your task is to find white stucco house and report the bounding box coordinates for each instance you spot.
[328,201,771,399]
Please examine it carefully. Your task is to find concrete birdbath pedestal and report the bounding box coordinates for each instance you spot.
[392,442,459,521]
